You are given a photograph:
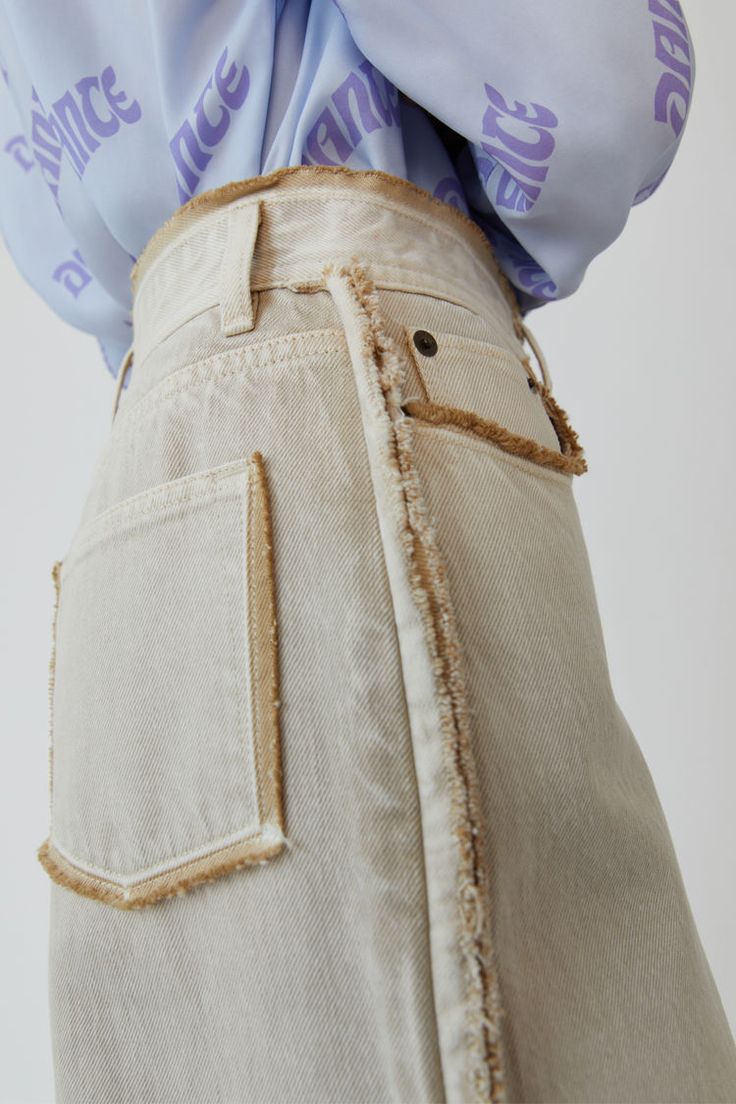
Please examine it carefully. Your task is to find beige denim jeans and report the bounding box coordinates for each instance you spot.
[37,164,736,1104]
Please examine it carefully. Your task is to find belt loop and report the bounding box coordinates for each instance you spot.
[111,342,134,423]
[520,321,553,392]
[220,199,262,337]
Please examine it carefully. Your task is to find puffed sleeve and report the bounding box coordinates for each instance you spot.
[332,0,695,309]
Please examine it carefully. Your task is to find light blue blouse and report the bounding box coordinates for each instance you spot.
[0,1,695,376]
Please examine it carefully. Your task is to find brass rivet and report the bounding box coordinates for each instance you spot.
[413,329,438,357]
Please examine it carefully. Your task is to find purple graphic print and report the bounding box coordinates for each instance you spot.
[3,133,34,172]
[433,175,468,212]
[302,61,399,165]
[170,47,250,204]
[52,248,92,298]
[648,0,692,138]
[478,83,558,213]
[45,67,141,178]
[29,87,64,206]
[476,213,558,301]
[633,166,668,204]
[23,71,140,209]
[500,240,558,301]
[2,76,95,303]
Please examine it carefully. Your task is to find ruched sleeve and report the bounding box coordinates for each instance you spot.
[332,0,695,311]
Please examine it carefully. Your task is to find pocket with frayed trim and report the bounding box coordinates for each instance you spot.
[37,453,285,909]
[402,327,587,478]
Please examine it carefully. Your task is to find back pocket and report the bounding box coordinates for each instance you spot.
[37,453,285,909]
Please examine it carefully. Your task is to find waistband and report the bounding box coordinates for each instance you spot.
[115,165,536,414]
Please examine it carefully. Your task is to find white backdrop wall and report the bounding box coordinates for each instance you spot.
[1,4,733,1100]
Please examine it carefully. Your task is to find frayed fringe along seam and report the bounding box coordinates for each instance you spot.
[36,833,286,911]
[401,397,588,477]
[536,384,587,474]
[36,452,287,911]
[130,164,526,337]
[247,450,286,839]
[323,257,507,1104]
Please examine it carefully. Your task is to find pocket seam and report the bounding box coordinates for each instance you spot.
[405,325,528,390]
[246,451,284,835]
[402,395,587,478]
[409,419,574,485]
[62,458,253,572]
[37,451,286,909]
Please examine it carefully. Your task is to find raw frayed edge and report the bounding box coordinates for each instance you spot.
[131,164,526,338]
[536,384,587,470]
[329,257,507,1103]
[401,398,587,476]
[37,457,288,911]
[247,450,286,834]
[37,833,287,910]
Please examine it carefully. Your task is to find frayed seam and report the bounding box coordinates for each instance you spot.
[327,258,507,1104]
[401,398,587,477]
[247,451,286,836]
[132,166,527,342]
[537,385,587,470]
[36,832,287,910]
[37,454,286,911]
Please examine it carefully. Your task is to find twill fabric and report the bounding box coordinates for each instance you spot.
[38,165,736,1104]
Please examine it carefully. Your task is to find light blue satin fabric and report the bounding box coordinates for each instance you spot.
[0,0,694,376]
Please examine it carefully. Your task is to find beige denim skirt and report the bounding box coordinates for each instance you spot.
[36,164,736,1104]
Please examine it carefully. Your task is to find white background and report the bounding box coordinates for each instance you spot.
[1,5,734,1100]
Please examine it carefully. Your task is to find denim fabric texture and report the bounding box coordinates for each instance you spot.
[39,165,736,1104]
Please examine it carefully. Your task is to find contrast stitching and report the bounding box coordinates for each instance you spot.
[325,257,507,1103]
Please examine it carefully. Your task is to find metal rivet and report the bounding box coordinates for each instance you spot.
[412,329,438,357]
